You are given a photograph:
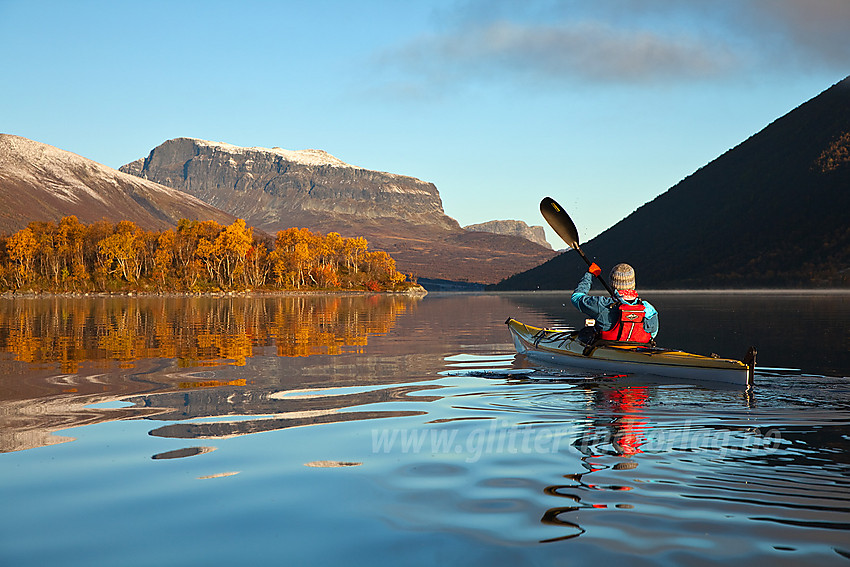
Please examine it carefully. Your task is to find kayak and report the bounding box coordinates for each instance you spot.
[506,318,756,387]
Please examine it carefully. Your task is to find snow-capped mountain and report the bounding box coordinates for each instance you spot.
[0,134,235,232]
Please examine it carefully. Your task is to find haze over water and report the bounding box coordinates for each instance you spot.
[1,292,848,565]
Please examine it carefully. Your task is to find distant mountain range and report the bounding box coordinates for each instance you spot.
[0,134,235,232]
[0,134,555,284]
[464,220,552,249]
[495,76,850,289]
[119,137,556,283]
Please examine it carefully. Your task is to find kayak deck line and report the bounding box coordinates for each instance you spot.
[506,318,756,388]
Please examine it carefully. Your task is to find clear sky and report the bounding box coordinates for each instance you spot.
[2,0,847,245]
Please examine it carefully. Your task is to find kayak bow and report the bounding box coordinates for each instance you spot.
[506,318,756,387]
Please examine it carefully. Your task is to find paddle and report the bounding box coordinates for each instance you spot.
[540,196,616,297]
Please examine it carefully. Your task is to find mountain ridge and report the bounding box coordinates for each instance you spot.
[120,137,458,230]
[464,219,552,249]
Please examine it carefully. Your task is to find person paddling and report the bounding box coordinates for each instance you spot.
[571,262,658,345]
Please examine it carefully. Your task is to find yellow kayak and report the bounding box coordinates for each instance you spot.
[506,318,756,387]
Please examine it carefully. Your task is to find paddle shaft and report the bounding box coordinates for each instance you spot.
[573,241,617,297]
[574,247,617,296]
[540,197,616,297]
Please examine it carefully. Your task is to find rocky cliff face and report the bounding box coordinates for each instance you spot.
[122,138,558,284]
[0,134,235,233]
[121,138,458,230]
[464,220,551,249]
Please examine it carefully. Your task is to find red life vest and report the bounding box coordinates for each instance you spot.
[599,302,653,343]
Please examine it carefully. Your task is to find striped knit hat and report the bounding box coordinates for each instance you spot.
[610,263,636,290]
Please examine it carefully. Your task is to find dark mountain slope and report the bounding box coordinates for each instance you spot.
[495,77,850,290]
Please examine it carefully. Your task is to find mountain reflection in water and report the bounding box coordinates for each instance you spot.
[139,383,440,441]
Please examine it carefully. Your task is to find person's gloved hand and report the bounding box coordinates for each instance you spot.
[588,262,602,277]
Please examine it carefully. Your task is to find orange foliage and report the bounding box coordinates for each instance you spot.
[0,218,412,293]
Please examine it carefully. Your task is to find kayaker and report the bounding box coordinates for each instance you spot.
[571,263,658,345]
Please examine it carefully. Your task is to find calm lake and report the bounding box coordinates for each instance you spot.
[1,291,848,566]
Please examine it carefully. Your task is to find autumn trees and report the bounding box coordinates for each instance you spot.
[0,217,413,293]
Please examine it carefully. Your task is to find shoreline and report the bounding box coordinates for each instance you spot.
[473,288,850,295]
[0,286,429,299]
[4,287,850,299]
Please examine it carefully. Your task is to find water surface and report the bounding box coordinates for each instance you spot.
[1,292,848,566]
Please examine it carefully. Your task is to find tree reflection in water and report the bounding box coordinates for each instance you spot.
[0,294,415,373]
[0,294,423,452]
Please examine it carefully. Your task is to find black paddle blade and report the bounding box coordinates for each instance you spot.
[540,197,580,249]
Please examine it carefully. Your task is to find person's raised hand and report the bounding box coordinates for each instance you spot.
[588,262,602,277]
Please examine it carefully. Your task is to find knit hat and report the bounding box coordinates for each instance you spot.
[610,263,636,290]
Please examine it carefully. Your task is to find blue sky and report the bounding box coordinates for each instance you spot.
[2,0,847,245]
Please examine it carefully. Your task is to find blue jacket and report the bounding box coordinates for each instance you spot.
[570,272,659,338]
